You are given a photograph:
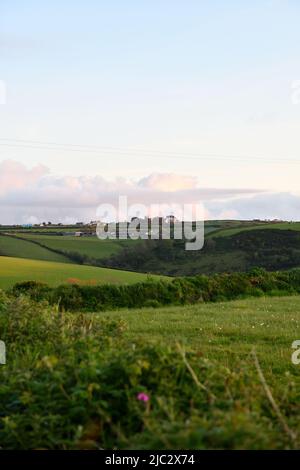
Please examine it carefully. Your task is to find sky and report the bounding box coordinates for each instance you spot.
[0,0,300,223]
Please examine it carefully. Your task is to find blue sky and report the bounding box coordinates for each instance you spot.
[1,0,300,222]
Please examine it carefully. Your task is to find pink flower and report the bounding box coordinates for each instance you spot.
[137,392,150,402]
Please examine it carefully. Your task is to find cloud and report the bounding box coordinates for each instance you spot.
[206,192,300,221]
[1,159,298,224]
[138,173,198,191]
[0,160,49,194]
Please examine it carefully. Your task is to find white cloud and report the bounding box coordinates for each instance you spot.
[0,160,49,194]
[1,160,298,224]
[206,192,300,221]
[138,173,198,191]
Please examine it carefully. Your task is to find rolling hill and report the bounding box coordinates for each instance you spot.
[210,221,300,238]
[0,256,165,289]
[1,220,300,277]
[0,234,71,263]
[100,228,300,276]
[18,233,130,260]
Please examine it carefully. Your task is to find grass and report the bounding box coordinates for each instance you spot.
[0,235,71,263]
[1,293,300,449]
[0,256,165,289]
[108,295,300,371]
[18,234,130,260]
[211,222,300,238]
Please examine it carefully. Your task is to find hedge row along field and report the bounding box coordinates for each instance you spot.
[11,268,300,311]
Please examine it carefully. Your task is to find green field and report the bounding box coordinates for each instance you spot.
[0,256,164,289]
[0,235,71,263]
[108,295,300,369]
[211,222,300,238]
[1,220,300,277]
[18,234,130,259]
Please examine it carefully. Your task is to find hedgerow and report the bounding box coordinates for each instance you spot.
[10,268,300,312]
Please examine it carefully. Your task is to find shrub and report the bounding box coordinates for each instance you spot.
[143,299,162,308]
[10,268,300,312]
[11,281,51,302]
[0,289,8,313]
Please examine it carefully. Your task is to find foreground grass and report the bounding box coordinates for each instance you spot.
[108,296,300,372]
[1,293,300,449]
[0,256,163,288]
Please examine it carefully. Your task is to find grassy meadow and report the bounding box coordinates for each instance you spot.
[0,234,71,263]
[108,295,300,370]
[18,234,129,260]
[0,256,163,289]
[210,222,300,238]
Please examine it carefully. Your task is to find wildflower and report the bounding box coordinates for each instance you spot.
[137,392,149,402]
